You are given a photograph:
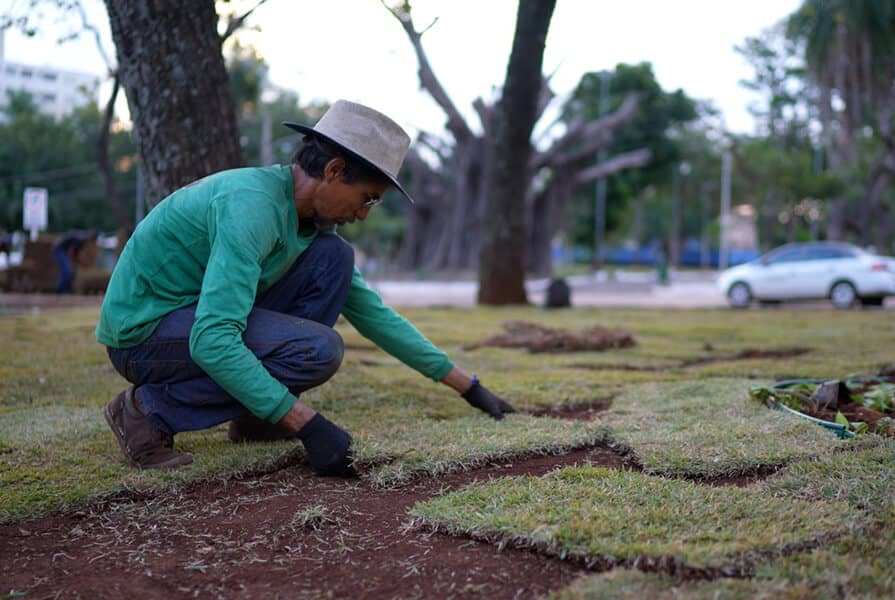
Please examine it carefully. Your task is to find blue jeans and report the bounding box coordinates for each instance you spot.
[53,246,74,294]
[106,234,354,434]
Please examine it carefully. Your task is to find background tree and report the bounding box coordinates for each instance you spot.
[560,63,700,266]
[0,91,137,233]
[103,0,247,205]
[386,2,650,290]
[477,0,556,304]
[787,0,895,246]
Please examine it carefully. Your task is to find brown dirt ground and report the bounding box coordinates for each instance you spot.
[0,447,629,599]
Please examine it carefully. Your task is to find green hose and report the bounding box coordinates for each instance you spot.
[768,377,884,439]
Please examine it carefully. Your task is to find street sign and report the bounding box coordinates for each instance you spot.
[23,187,48,240]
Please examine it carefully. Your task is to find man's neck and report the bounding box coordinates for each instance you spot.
[291,164,317,219]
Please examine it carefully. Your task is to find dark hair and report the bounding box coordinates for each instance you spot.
[292,134,389,185]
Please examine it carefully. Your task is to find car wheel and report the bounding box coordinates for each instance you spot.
[830,281,857,309]
[727,282,752,308]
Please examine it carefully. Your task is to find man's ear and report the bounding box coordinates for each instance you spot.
[323,158,346,182]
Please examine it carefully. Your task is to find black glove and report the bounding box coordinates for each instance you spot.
[462,378,516,420]
[297,413,357,477]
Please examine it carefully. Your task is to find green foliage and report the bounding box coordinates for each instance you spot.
[858,383,895,413]
[226,41,269,118]
[0,90,137,233]
[562,63,707,249]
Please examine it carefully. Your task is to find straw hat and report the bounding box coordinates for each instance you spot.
[284,100,413,203]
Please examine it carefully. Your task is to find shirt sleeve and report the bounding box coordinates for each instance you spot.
[188,193,296,423]
[341,267,454,381]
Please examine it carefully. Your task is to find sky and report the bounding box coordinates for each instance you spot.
[1,0,804,138]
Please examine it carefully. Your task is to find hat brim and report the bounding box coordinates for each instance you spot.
[283,122,414,204]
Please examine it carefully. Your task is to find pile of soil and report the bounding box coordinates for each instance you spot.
[464,320,636,353]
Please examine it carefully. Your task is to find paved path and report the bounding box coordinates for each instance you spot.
[3,271,891,311]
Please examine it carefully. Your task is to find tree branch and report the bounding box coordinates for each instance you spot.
[220,0,269,42]
[382,1,474,142]
[71,0,114,72]
[574,149,652,186]
[531,93,640,170]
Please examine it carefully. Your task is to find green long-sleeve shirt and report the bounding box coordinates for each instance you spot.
[96,165,453,422]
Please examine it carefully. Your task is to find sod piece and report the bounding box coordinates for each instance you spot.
[550,568,807,600]
[412,465,862,576]
[758,435,895,516]
[604,379,848,478]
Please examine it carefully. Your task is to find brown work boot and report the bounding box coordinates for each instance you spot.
[228,414,300,443]
[103,387,193,469]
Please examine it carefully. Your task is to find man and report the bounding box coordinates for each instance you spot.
[96,100,514,476]
[53,229,98,294]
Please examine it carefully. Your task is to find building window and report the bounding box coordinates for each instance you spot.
[41,72,58,81]
[20,69,33,78]
[4,66,15,75]
[42,93,56,102]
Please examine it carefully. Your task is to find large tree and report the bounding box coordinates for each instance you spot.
[386,2,650,294]
[477,0,556,304]
[104,0,245,205]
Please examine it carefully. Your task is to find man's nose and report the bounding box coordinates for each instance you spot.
[356,206,371,221]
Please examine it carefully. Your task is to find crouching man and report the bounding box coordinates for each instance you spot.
[96,100,514,476]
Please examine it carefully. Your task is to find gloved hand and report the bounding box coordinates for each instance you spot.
[296,413,357,477]
[462,378,516,420]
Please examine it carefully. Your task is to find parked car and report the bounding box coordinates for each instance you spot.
[717,242,895,309]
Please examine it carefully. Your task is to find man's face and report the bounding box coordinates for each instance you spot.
[312,159,389,229]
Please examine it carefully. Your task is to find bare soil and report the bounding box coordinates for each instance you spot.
[0,447,627,599]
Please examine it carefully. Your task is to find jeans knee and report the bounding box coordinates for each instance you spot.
[317,326,344,380]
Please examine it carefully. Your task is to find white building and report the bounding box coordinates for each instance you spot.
[0,29,100,120]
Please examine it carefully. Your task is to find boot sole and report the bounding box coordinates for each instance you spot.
[103,400,194,470]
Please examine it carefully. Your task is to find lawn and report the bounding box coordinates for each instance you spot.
[1,304,894,597]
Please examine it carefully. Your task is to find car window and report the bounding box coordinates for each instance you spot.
[764,247,805,264]
[808,246,854,259]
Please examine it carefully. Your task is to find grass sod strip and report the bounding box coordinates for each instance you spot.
[758,434,895,517]
[411,465,862,577]
[350,414,611,487]
[603,379,848,478]
[550,514,895,599]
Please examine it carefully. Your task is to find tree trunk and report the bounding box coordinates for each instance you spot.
[477,0,556,305]
[104,0,243,205]
[96,74,133,230]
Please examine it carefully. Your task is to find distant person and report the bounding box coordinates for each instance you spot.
[96,100,515,474]
[52,229,98,294]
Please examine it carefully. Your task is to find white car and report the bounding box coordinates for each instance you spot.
[717,242,895,309]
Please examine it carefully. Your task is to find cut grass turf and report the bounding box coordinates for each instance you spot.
[758,435,895,516]
[2,305,894,523]
[551,513,895,599]
[411,465,863,576]
[604,378,849,478]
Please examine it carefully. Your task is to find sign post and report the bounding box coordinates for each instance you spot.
[23,187,48,241]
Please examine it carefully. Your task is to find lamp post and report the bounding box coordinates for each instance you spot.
[719,150,732,270]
